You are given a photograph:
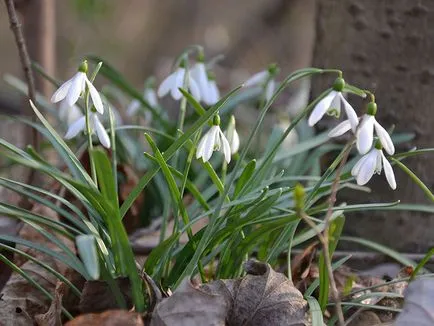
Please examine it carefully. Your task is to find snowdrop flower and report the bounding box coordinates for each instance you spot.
[59,101,83,125]
[356,102,395,155]
[244,63,278,102]
[351,142,396,190]
[196,115,231,163]
[157,61,201,101]
[205,76,220,105]
[224,115,240,154]
[191,61,220,105]
[308,77,358,132]
[127,88,158,117]
[65,110,110,148]
[51,61,104,114]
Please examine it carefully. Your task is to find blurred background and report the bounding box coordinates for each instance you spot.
[1,0,433,252]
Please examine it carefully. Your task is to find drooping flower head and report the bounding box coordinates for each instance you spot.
[196,114,231,163]
[224,115,240,155]
[51,60,104,114]
[356,101,395,155]
[244,63,279,103]
[351,140,396,190]
[157,59,201,101]
[308,77,358,132]
[64,107,110,148]
[190,52,220,106]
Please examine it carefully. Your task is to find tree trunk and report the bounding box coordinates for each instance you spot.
[311,0,434,252]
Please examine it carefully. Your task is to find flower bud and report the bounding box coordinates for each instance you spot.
[332,77,345,92]
[294,183,305,211]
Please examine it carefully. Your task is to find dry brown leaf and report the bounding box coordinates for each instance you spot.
[0,204,77,325]
[151,260,307,326]
[65,309,144,326]
[150,278,229,326]
[34,282,66,326]
[79,277,133,314]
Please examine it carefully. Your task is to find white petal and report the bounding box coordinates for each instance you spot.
[191,63,209,98]
[203,126,219,162]
[66,72,86,107]
[328,120,352,138]
[308,91,337,126]
[188,77,202,102]
[231,128,240,154]
[219,129,231,163]
[126,99,141,116]
[205,80,220,105]
[157,73,176,98]
[171,68,185,100]
[382,152,397,190]
[51,79,72,103]
[196,132,208,160]
[375,149,383,174]
[265,80,276,103]
[356,115,374,154]
[340,94,359,132]
[328,92,341,117]
[92,114,111,148]
[145,89,158,107]
[374,120,395,155]
[86,79,104,114]
[356,149,377,185]
[59,100,70,120]
[65,116,86,139]
[351,154,369,177]
[244,70,268,87]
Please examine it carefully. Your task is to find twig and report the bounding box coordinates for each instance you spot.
[4,0,39,188]
[321,141,354,326]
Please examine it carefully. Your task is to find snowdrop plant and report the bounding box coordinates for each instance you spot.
[308,77,359,131]
[244,63,278,103]
[64,109,111,149]
[51,60,104,114]
[157,59,201,101]
[351,140,396,189]
[1,45,433,326]
[196,114,231,163]
[224,115,240,155]
[356,101,395,155]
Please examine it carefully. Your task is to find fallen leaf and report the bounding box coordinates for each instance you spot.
[150,278,229,326]
[394,278,434,326]
[151,260,307,326]
[65,309,144,326]
[34,282,66,326]
[79,277,133,314]
[0,203,77,325]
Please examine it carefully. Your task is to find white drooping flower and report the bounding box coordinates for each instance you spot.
[224,115,240,154]
[51,61,104,114]
[59,101,83,125]
[351,144,396,190]
[65,112,110,148]
[190,62,220,105]
[127,88,158,117]
[308,78,358,131]
[356,102,395,155]
[196,115,231,163]
[244,64,278,102]
[157,65,201,101]
[205,78,220,105]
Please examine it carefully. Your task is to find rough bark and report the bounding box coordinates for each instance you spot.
[311,0,434,251]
